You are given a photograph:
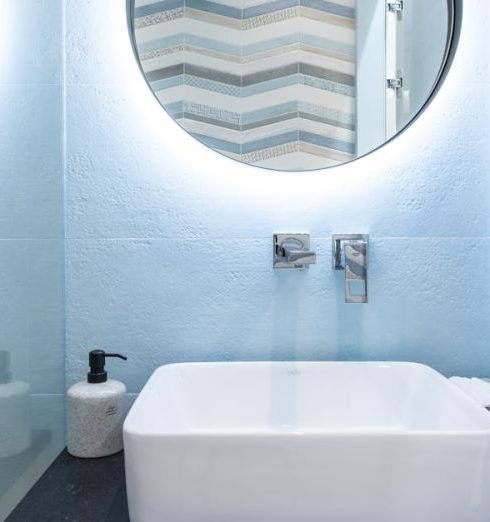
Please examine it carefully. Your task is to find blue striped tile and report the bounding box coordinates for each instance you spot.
[242,75,298,96]
[243,33,355,57]
[134,0,184,18]
[242,101,299,125]
[300,34,355,56]
[243,34,298,55]
[243,0,299,19]
[186,35,241,56]
[242,131,299,153]
[191,133,241,154]
[185,0,242,19]
[150,75,183,91]
[164,100,184,117]
[137,34,185,54]
[300,130,355,154]
[300,0,355,19]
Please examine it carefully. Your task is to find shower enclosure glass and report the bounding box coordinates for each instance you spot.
[0,1,65,518]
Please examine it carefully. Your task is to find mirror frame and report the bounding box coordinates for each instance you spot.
[126,0,460,171]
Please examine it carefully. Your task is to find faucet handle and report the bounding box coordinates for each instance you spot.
[273,234,316,270]
[332,234,369,303]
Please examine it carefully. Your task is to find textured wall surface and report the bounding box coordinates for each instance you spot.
[66,0,490,398]
[0,1,65,518]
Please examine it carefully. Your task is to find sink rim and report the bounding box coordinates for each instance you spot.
[124,361,490,437]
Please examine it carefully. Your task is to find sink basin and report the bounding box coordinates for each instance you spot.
[124,362,490,522]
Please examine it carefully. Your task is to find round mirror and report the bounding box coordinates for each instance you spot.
[129,0,455,171]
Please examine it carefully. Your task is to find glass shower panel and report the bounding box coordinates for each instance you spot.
[385,0,449,136]
[0,1,65,519]
[357,0,450,146]
[396,0,449,131]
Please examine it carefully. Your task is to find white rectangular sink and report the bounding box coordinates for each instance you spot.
[124,362,490,522]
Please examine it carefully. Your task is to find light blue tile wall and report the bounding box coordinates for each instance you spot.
[0,1,65,518]
[65,0,490,393]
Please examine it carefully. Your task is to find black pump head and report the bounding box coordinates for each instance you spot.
[88,350,127,383]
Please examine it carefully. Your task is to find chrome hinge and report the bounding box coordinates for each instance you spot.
[387,77,403,89]
[388,1,403,12]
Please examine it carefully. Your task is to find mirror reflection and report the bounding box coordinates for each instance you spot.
[131,0,453,171]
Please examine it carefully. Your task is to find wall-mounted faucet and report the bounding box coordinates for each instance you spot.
[332,234,369,303]
[273,234,316,270]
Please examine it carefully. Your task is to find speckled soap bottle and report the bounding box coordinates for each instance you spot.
[67,350,127,458]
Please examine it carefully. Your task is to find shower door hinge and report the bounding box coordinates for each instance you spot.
[387,1,403,12]
[387,77,403,90]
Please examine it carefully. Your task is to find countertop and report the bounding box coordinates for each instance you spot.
[7,450,129,521]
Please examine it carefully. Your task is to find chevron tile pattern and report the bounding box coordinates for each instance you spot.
[133,0,356,170]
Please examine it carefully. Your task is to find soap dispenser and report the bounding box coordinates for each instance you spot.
[67,350,127,458]
[0,351,31,457]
